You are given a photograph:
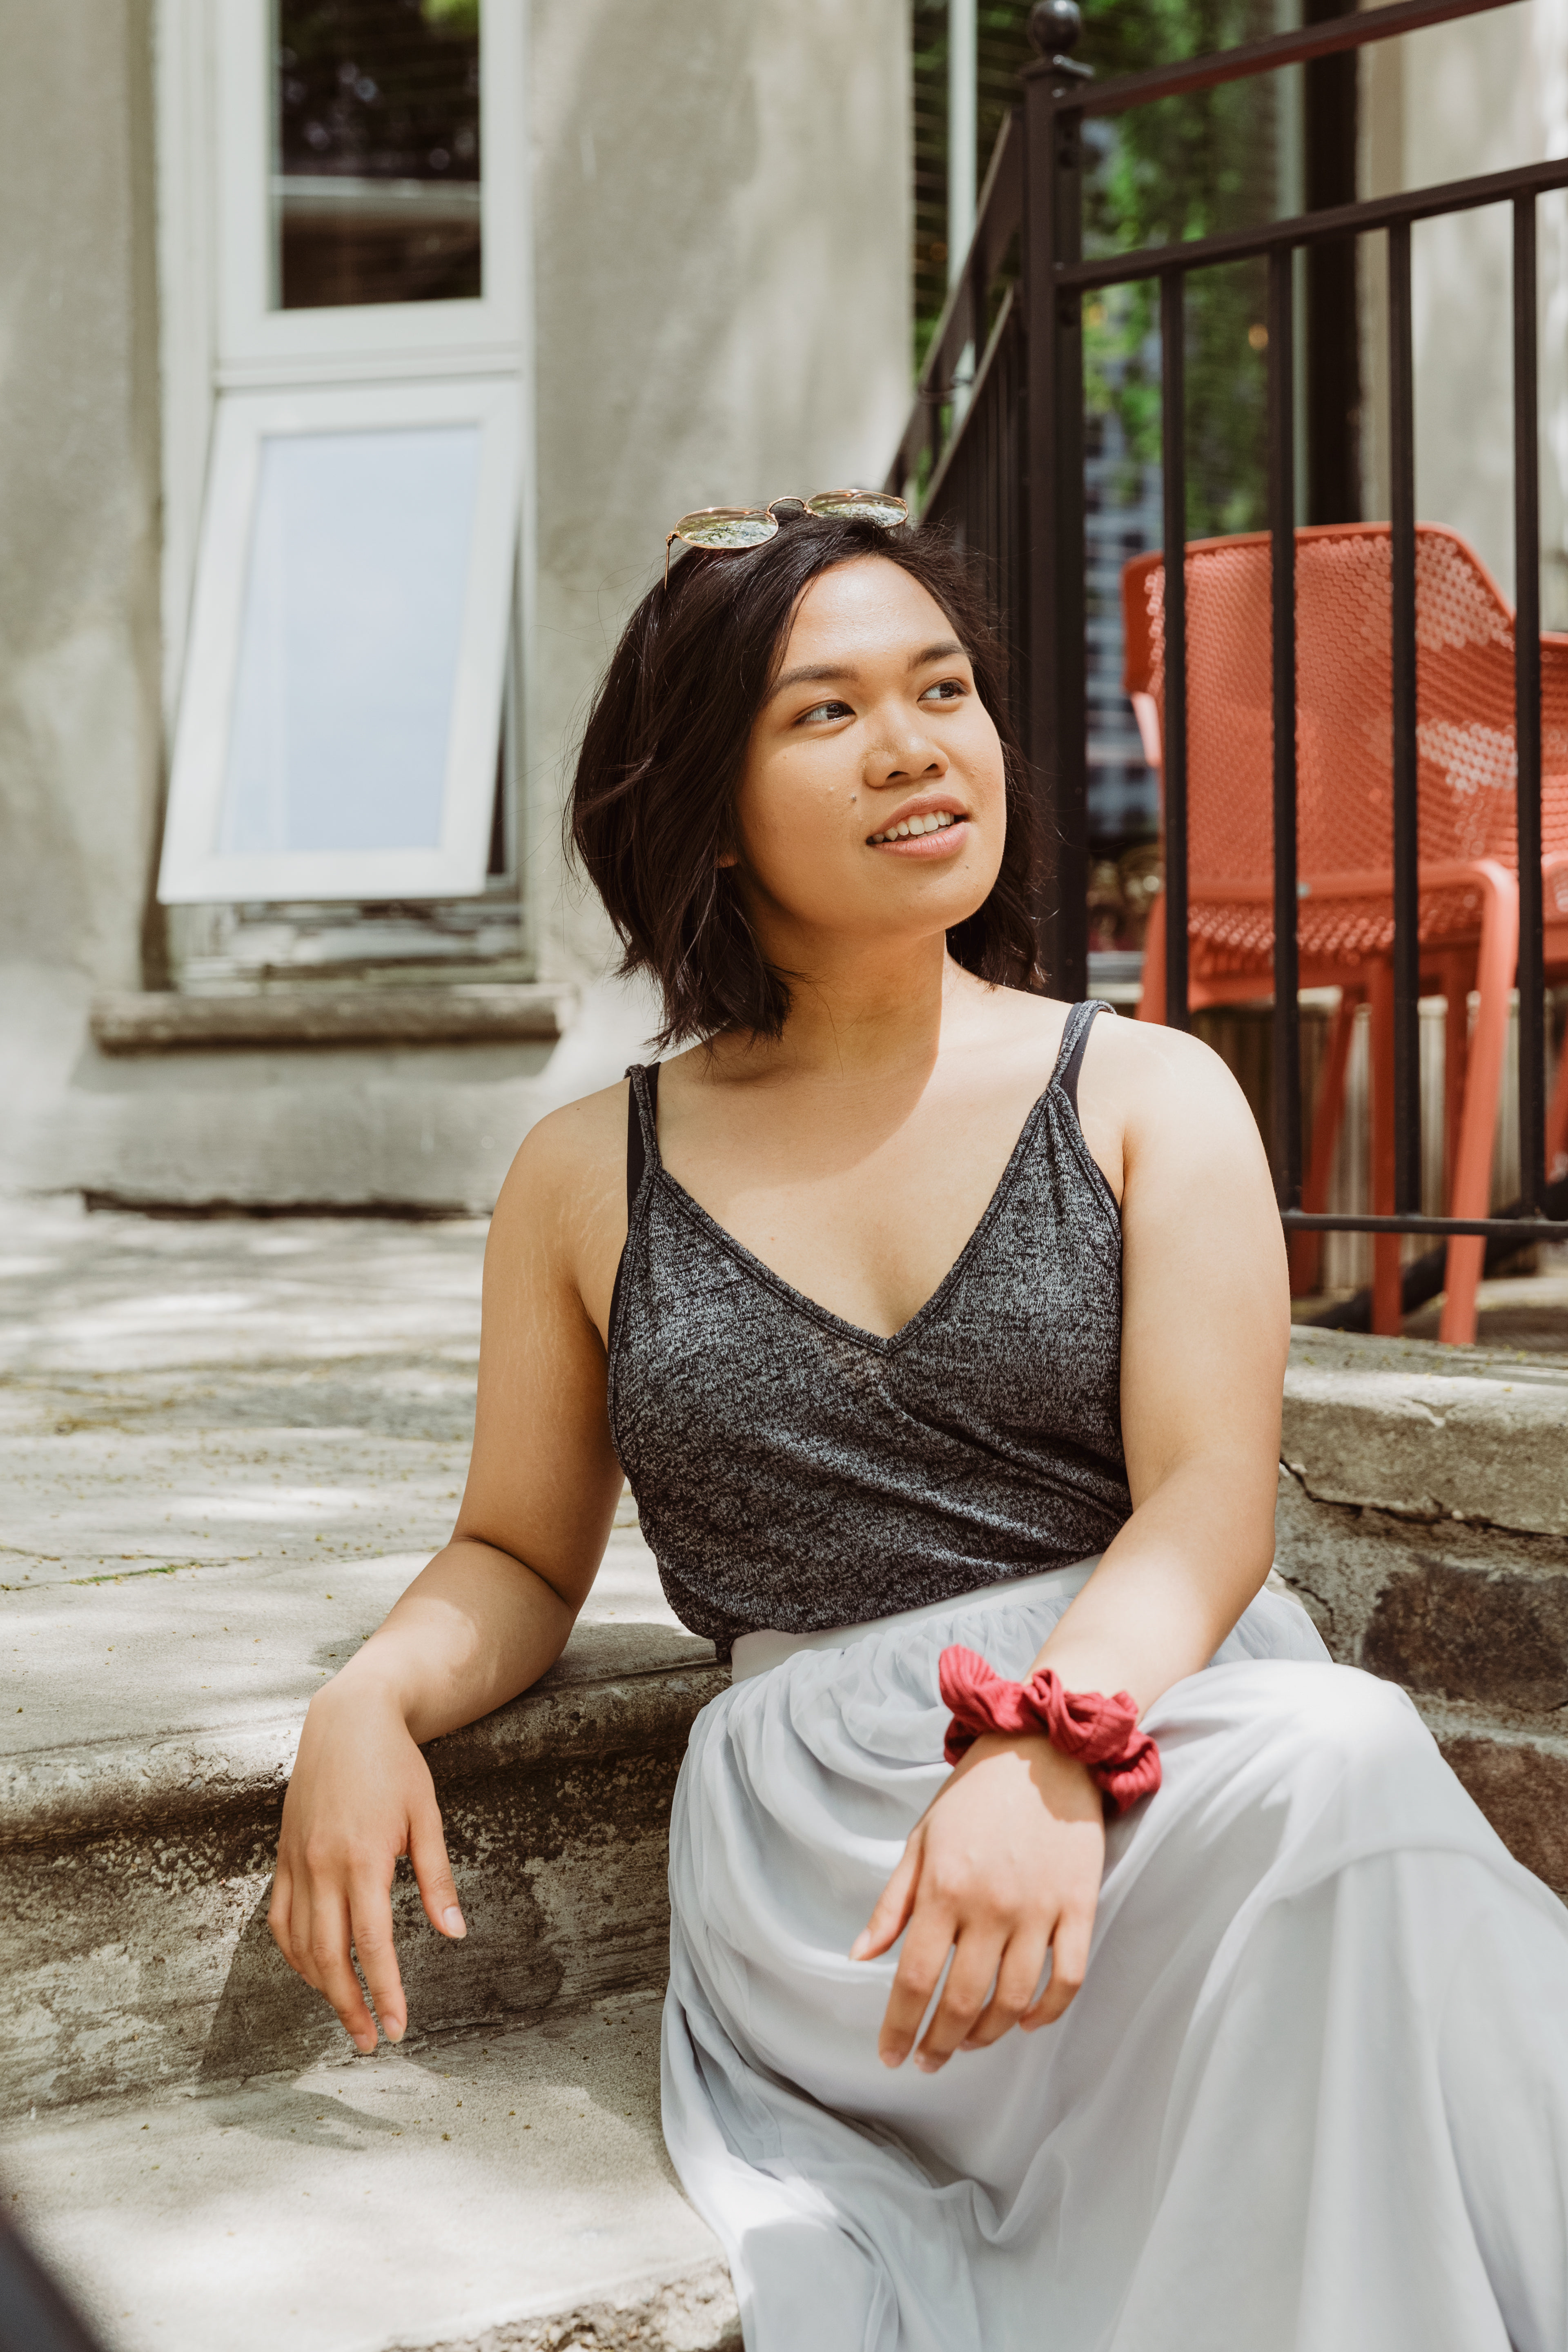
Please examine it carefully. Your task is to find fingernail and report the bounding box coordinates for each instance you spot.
[879,2048,903,2069]
[848,1933,869,1960]
[915,2054,942,2074]
[385,2021,405,2045]
[443,1907,467,1938]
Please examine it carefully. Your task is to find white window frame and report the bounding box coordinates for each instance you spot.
[153,0,535,918]
[214,0,524,379]
[158,375,521,905]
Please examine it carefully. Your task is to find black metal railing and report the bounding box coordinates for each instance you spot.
[889,0,1568,1257]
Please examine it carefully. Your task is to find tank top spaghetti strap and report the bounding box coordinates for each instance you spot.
[607,999,1129,1659]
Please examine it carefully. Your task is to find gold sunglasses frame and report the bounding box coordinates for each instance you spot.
[663,488,909,587]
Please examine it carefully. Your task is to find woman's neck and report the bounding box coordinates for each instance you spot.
[706,935,976,1091]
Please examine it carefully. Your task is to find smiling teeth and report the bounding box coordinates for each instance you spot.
[869,812,960,843]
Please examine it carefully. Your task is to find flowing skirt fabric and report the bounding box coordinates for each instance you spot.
[661,1566,1568,2352]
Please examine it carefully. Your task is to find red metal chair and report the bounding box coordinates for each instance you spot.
[1122,522,1568,1343]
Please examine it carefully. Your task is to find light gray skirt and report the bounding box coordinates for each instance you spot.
[661,1561,1568,2352]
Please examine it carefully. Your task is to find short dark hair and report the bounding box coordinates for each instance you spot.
[568,514,1046,1049]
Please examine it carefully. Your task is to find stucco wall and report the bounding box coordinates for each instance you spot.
[0,0,163,989]
[1360,0,1568,618]
[527,0,912,983]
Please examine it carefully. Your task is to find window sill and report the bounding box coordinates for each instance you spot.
[90,984,574,1055]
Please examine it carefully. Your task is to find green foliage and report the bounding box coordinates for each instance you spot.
[1078,0,1278,537]
[422,0,480,31]
[913,0,1284,537]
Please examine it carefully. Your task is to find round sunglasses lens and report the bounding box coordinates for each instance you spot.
[676,511,778,552]
[805,491,908,527]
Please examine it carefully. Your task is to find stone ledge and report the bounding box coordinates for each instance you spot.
[1421,1702,1568,1899]
[1284,1327,1568,1539]
[89,984,576,1054]
[0,1633,725,1852]
[0,1629,726,2115]
[418,2260,741,2352]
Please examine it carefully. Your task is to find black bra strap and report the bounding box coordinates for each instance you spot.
[625,1062,661,1221]
[1058,1000,1109,1119]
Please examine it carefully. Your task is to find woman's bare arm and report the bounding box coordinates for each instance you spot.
[267,1091,627,2051]
[860,1021,1290,2070]
[1030,1016,1290,1706]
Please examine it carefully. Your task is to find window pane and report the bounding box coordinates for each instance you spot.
[220,425,482,856]
[274,0,481,310]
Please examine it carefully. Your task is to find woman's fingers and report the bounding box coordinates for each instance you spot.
[851,1835,922,1963]
[346,1872,407,2045]
[1023,1901,1095,2029]
[409,1802,466,1942]
[913,1924,1009,2071]
[961,1924,1051,2050]
[876,1902,960,2066]
[305,1884,380,2052]
[266,1866,296,1973]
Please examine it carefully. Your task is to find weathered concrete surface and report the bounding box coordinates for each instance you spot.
[1278,1327,1568,1895]
[1283,1327,1568,1538]
[5,970,662,1213]
[0,1991,736,2352]
[0,1197,720,2117]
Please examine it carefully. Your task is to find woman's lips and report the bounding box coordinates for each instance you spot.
[868,817,971,859]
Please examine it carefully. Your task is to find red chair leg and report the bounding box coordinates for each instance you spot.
[1439,864,1519,1346]
[1368,964,1403,1335]
[1288,988,1360,1295]
[1439,950,1469,1210]
[1548,1009,1568,1184]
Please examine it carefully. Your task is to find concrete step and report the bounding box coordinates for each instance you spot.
[2,1990,737,2352]
[5,1198,1568,2350]
[0,1194,734,2350]
[0,1194,719,2114]
[1276,1329,1568,1898]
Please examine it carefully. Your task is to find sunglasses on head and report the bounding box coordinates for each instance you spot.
[663,488,909,586]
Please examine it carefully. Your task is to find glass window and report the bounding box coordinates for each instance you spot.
[220,424,482,855]
[273,0,482,310]
[158,376,519,906]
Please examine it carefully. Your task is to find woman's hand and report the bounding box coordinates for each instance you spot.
[851,1733,1105,2069]
[267,1677,466,2052]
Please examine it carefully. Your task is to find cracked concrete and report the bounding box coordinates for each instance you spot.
[1283,1327,1568,1538]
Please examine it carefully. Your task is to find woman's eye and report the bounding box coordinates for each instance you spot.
[920,678,967,704]
[799,699,853,723]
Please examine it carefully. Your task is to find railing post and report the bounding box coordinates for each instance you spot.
[1022,2,1090,1001]
[1514,193,1545,1212]
[1160,269,1189,1031]
[1388,220,1421,1213]
[1267,246,1301,1207]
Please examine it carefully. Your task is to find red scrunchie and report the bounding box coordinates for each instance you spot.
[938,1645,1161,1815]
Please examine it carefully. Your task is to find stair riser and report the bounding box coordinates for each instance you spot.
[2,1745,684,2120]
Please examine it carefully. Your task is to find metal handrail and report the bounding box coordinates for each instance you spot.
[887,0,1566,1301]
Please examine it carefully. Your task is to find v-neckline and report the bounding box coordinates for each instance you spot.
[651,1081,1062,1357]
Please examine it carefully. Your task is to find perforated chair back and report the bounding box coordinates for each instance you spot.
[1122,522,1568,971]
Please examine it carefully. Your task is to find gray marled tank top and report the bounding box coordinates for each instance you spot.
[607,998,1130,1659]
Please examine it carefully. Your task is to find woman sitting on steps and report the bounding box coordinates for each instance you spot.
[269,498,1568,2352]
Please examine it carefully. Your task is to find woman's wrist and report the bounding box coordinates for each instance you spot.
[309,1646,422,1727]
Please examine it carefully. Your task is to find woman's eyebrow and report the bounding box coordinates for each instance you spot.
[770,662,855,697]
[769,640,967,702]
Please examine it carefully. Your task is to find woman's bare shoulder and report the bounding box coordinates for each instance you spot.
[488,1080,632,1265]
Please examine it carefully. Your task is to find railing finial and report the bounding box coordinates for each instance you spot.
[1028,0,1082,59]
[1028,0,1093,82]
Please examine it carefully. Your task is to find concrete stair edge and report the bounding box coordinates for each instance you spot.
[1,1645,728,1850]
